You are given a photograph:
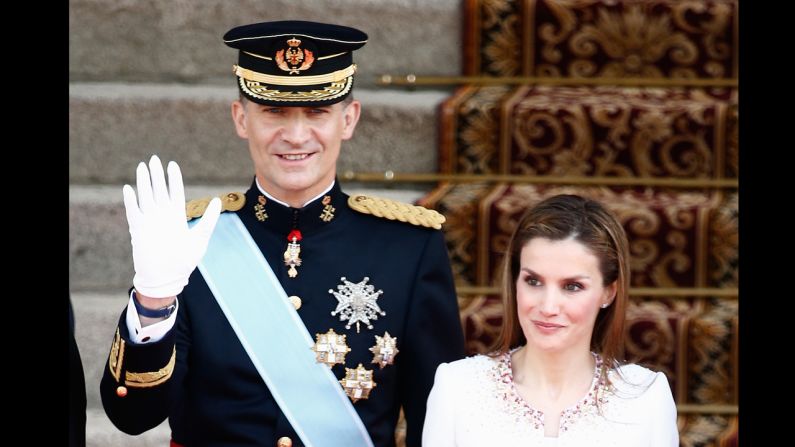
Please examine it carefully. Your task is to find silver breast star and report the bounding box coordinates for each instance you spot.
[329,276,385,333]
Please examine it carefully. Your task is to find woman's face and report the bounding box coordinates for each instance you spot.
[515,237,616,354]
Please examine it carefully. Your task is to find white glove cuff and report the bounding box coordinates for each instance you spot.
[132,275,189,298]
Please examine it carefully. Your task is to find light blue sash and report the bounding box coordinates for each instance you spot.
[193,213,373,447]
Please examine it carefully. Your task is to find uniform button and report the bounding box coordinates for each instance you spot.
[288,295,302,310]
[276,436,292,447]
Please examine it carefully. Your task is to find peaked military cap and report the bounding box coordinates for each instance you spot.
[223,20,368,107]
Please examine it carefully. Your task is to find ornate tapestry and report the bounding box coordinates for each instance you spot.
[422,1,739,445]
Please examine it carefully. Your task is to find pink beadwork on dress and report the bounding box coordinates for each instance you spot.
[492,351,610,433]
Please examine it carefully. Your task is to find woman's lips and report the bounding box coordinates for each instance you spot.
[532,320,564,333]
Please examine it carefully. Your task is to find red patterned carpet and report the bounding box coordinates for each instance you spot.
[414,1,739,445]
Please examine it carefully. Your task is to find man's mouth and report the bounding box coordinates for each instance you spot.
[278,153,311,161]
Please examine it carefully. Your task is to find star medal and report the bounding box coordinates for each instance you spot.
[340,364,376,403]
[369,332,399,368]
[284,229,302,278]
[310,329,350,367]
[329,277,385,333]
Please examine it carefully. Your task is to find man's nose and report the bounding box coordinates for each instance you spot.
[280,116,311,146]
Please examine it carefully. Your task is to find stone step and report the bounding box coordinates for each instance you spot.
[69,0,462,88]
[70,83,450,184]
[86,408,170,447]
[73,292,138,411]
[70,184,431,291]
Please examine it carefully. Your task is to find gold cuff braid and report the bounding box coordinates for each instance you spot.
[108,328,125,382]
[107,328,177,388]
[124,347,176,388]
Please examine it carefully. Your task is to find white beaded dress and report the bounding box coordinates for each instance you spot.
[422,351,679,446]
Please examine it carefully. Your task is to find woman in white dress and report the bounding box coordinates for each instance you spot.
[423,194,678,446]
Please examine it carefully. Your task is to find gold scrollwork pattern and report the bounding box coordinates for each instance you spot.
[678,414,737,447]
[458,86,513,174]
[708,193,738,288]
[458,294,505,355]
[529,0,737,79]
[478,185,719,288]
[687,299,737,404]
[624,299,679,379]
[420,183,494,285]
[508,86,732,179]
[624,296,704,401]
[726,104,738,177]
[469,0,524,75]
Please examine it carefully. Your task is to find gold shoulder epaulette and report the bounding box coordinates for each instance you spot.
[348,194,446,230]
[186,192,246,221]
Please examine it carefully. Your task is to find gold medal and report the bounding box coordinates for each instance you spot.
[310,329,350,367]
[284,230,302,278]
[340,364,376,403]
[254,195,268,222]
[320,195,335,222]
[369,332,399,368]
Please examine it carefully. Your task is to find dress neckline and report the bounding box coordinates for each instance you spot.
[496,349,607,435]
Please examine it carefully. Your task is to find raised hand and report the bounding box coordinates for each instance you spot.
[122,155,221,299]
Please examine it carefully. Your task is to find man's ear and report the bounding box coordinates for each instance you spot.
[231,100,249,139]
[340,100,361,141]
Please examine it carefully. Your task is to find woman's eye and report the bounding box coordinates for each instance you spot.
[526,277,541,286]
[564,283,583,292]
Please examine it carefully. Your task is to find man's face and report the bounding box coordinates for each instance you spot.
[231,98,361,205]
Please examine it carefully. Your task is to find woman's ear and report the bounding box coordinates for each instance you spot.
[602,281,617,308]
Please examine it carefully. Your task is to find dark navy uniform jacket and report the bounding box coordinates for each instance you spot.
[100,180,466,447]
[70,298,87,447]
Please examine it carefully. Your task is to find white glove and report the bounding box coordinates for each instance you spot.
[122,155,222,298]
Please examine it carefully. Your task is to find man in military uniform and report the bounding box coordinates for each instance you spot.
[99,20,465,447]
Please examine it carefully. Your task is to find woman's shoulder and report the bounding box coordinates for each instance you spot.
[435,352,506,384]
[610,362,672,399]
[431,353,509,404]
[441,352,502,373]
[615,362,658,380]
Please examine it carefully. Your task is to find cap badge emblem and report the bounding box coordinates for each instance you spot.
[275,37,315,74]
